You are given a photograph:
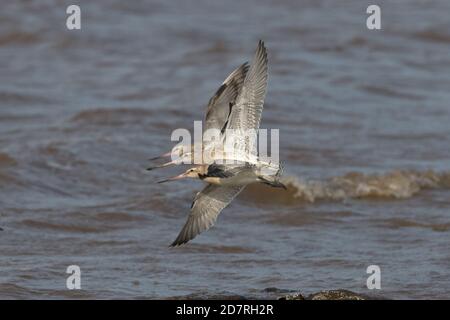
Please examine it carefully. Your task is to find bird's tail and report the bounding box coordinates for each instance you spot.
[258,175,287,190]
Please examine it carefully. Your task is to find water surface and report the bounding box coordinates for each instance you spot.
[1,0,450,299]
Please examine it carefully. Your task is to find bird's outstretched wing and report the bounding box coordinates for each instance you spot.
[226,40,268,131]
[170,184,244,246]
[205,62,249,133]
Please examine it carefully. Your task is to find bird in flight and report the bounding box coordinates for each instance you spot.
[148,41,285,246]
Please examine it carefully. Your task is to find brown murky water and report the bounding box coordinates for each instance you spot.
[1,0,450,299]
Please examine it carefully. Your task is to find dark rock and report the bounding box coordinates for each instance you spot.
[279,289,368,300]
[278,293,305,300]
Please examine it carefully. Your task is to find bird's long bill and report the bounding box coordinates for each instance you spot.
[148,152,172,161]
[146,161,175,171]
[157,172,187,184]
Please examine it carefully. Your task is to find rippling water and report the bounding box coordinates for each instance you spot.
[1,0,450,299]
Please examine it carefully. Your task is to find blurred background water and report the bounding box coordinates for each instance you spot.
[0,0,450,299]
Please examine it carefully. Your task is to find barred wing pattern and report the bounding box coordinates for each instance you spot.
[204,62,250,132]
[170,184,244,246]
[226,40,268,131]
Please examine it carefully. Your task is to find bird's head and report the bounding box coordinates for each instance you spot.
[182,167,204,178]
[171,144,186,157]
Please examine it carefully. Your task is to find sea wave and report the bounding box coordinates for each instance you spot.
[243,170,450,204]
[0,152,16,167]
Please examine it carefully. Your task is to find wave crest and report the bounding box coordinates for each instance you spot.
[243,170,450,204]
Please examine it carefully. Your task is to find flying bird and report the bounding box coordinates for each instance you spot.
[149,41,285,246]
[147,60,250,170]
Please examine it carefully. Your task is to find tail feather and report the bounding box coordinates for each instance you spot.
[258,176,287,190]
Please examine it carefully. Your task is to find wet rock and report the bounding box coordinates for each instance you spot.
[279,289,367,300]
[308,290,368,300]
[278,293,305,300]
[262,287,304,300]
[169,288,373,300]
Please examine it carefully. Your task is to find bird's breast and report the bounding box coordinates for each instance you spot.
[202,177,223,185]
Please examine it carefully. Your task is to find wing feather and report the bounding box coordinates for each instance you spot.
[170,184,244,246]
[205,63,250,132]
[227,40,268,131]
